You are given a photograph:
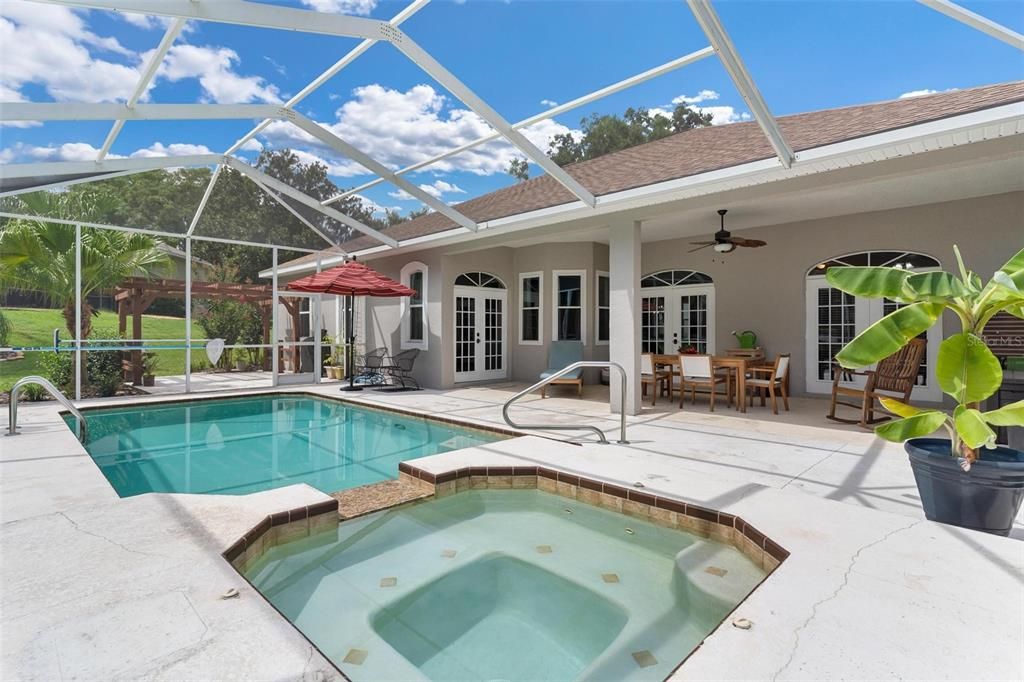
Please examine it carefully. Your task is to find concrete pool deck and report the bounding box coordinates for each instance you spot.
[2,384,1022,680]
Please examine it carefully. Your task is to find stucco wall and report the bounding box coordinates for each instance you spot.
[289,190,1020,395]
[641,191,1022,399]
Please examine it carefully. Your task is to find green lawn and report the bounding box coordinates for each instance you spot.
[0,307,204,392]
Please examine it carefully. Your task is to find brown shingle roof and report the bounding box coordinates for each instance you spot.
[285,81,1024,268]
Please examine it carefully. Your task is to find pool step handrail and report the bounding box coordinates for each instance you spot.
[502,361,629,444]
[7,376,88,443]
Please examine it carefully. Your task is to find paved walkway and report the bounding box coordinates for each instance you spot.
[2,384,1021,680]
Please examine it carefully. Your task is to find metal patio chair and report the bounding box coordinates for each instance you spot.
[355,347,389,386]
[381,349,421,390]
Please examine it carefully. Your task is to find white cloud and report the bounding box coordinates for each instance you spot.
[156,44,283,104]
[301,0,378,15]
[1,3,141,102]
[389,179,467,202]
[129,142,213,158]
[696,106,752,126]
[663,90,752,126]
[899,88,957,99]
[3,140,210,163]
[23,142,114,162]
[352,193,401,215]
[1,2,279,104]
[540,99,558,108]
[240,139,265,152]
[672,89,720,105]
[260,84,579,178]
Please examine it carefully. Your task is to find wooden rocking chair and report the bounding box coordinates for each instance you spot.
[827,337,926,428]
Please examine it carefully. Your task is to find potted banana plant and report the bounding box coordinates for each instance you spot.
[827,246,1024,535]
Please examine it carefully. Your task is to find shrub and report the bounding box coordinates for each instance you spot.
[21,383,47,401]
[40,351,74,392]
[87,349,124,397]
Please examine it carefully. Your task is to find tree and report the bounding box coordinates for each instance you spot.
[507,157,529,182]
[547,103,713,166]
[0,191,171,340]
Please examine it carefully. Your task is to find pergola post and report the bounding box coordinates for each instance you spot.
[609,218,642,416]
[131,288,143,385]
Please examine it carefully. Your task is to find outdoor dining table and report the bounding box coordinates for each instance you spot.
[652,352,765,414]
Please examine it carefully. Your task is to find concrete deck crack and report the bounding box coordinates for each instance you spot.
[57,512,166,558]
[770,519,923,681]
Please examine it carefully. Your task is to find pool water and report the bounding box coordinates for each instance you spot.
[245,489,766,681]
[69,395,504,497]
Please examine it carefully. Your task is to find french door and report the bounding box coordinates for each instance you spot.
[454,286,507,383]
[640,285,715,355]
[804,278,941,400]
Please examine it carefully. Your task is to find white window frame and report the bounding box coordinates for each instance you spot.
[518,271,543,345]
[804,250,942,401]
[552,269,587,345]
[400,261,428,350]
[595,270,610,346]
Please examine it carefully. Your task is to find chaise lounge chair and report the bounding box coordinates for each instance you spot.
[539,341,584,398]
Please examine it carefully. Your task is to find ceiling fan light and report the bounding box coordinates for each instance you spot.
[714,242,736,253]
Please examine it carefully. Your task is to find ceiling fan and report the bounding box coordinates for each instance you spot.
[689,209,767,254]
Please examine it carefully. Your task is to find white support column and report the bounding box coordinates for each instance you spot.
[184,237,192,393]
[609,219,642,416]
[74,224,82,401]
[313,255,323,385]
[271,247,279,388]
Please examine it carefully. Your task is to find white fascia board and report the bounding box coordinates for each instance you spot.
[918,0,1024,51]
[336,102,1023,261]
[288,113,478,232]
[0,154,224,180]
[35,0,387,40]
[390,31,597,208]
[2,103,285,121]
[223,156,398,248]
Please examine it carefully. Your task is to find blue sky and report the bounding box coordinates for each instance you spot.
[2,0,1022,219]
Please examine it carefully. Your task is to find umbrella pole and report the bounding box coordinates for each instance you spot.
[339,293,362,392]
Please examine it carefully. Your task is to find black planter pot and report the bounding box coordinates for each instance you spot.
[906,438,1024,536]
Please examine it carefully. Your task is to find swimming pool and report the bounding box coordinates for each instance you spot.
[70,395,506,497]
[245,489,766,681]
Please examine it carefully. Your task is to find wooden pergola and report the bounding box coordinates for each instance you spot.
[113,277,307,384]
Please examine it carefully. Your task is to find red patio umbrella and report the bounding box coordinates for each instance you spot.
[286,260,415,390]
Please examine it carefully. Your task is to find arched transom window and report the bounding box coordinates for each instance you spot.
[454,272,506,288]
[641,269,713,288]
[805,249,941,400]
[639,269,715,354]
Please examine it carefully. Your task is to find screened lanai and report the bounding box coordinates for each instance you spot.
[1,0,1021,408]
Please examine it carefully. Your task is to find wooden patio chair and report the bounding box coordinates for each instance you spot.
[746,353,791,415]
[641,353,671,405]
[827,337,926,428]
[540,341,584,397]
[679,354,729,411]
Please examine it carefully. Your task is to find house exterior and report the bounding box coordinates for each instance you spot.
[266,82,1024,413]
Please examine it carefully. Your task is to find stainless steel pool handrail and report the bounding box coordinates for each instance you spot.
[7,376,88,443]
[502,361,629,444]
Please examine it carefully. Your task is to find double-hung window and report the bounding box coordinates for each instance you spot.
[519,272,542,344]
[400,262,427,350]
[596,272,610,345]
[552,270,586,343]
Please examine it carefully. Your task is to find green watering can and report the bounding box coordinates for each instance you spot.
[733,330,758,349]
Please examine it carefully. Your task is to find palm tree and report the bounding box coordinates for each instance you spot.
[0,192,172,340]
